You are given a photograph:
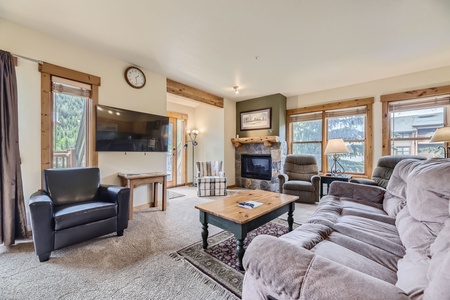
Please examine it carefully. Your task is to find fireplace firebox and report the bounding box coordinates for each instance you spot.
[241,154,272,180]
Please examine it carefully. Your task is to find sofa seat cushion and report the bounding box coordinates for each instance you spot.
[311,240,398,284]
[327,232,402,272]
[283,180,314,191]
[342,207,396,225]
[54,201,117,231]
[334,216,405,258]
[339,198,384,214]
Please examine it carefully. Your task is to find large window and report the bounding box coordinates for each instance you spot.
[52,77,90,168]
[382,86,450,157]
[288,98,373,176]
[40,63,100,173]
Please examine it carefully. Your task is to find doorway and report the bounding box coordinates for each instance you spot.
[167,112,188,187]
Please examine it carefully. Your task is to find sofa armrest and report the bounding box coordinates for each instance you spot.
[29,191,54,258]
[349,178,378,186]
[99,185,130,231]
[278,173,288,192]
[243,235,409,300]
[328,181,386,203]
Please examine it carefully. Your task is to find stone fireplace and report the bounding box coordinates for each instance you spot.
[232,136,287,192]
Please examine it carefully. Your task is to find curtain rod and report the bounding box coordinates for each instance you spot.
[12,53,43,64]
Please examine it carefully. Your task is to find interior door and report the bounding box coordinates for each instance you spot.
[166,114,187,187]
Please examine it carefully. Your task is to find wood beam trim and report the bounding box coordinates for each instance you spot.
[167,79,223,108]
[287,97,374,116]
[39,62,101,86]
[380,85,450,102]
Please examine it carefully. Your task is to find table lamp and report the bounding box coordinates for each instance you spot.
[430,127,450,158]
[324,138,350,175]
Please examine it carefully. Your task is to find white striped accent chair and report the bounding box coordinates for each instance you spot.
[196,161,227,197]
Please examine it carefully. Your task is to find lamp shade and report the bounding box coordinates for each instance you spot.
[430,127,450,142]
[324,138,350,155]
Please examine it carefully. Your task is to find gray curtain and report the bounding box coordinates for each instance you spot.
[0,50,27,246]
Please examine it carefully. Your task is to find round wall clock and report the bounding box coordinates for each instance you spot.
[124,66,146,89]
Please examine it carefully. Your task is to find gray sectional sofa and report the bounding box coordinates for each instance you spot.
[242,158,450,300]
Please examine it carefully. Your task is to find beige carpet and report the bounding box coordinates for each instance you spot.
[0,187,317,300]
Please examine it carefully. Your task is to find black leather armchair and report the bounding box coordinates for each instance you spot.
[29,167,130,262]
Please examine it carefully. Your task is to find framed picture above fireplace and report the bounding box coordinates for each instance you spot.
[240,108,272,131]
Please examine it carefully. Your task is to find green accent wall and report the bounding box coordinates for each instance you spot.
[236,94,286,141]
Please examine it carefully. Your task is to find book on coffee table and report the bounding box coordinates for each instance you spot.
[238,201,262,209]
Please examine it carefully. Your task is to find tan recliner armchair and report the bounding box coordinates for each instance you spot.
[350,155,426,188]
[278,154,320,203]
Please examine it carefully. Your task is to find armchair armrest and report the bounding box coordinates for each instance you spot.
[349,178,378,186]
[328,181,386,203]
[278,173,288,192]
[99,185,130,231]
[311,174,320,188]
[29,191,54,260]
[243,235,409,300]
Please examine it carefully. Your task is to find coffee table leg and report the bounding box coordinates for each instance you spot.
[288,203,294,231]
[201,221,209,249]
[236,238,245,271]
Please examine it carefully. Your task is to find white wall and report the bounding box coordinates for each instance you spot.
[287,65,450,163]
[1,18,167,207]
[195,103,225,161]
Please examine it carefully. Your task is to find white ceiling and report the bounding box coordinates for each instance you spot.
[1,0,450,101]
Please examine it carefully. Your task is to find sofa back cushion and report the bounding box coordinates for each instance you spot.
[395,158,450,298]
[43,167,100,206]
[283,154,318,182]
[383,159,424,217]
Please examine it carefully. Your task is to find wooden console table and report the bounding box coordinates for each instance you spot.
[118,172,167,220]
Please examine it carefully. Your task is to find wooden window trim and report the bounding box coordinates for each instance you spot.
[167,111,188,186]
[287,97,374,177]
[39,62,100,176]
[381,85,450,156]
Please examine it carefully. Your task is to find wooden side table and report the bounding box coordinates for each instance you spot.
[320,174,352,198]
[118,172,167,220]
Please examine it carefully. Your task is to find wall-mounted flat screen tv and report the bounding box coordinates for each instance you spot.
[96,104,169,152]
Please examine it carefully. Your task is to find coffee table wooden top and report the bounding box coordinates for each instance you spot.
[195,190,298,224]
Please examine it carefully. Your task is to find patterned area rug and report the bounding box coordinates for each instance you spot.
[171,219,297,298]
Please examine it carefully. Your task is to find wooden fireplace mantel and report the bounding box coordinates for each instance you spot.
[230,136,280,148]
